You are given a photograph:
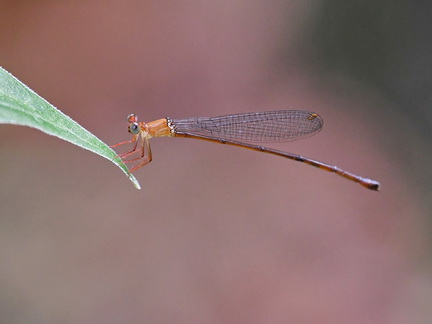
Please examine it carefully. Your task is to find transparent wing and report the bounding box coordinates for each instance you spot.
[171,110,323,143]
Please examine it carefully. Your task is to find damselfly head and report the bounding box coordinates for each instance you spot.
[126,114,141,134]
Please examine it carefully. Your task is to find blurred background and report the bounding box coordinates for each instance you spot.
[0,1,431,323]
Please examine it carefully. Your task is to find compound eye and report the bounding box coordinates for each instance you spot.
[129,122,141,134]
[127,113,137,123]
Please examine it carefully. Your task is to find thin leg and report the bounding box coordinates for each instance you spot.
[111,135,138,148]
[122,134,146,163]
[127,137,153,172]
[111,134,139,159]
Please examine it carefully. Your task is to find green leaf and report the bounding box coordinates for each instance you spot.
[0,66,141,190]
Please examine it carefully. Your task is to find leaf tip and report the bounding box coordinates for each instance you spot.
[130,175,141,190]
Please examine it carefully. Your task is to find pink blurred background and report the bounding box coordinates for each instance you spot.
[0,1,430,323]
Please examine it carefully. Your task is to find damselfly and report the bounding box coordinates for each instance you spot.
[112,110,380,191]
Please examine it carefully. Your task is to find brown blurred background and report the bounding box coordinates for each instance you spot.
[0,1,431,323]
